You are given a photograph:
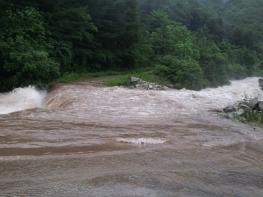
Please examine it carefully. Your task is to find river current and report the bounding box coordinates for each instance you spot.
[0,78,263,196]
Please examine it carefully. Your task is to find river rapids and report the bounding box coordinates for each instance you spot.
[0,77,263,196]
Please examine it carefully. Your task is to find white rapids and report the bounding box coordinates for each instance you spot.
[0,86,46,115]
[163,77,263,113]
[0,77,262,116]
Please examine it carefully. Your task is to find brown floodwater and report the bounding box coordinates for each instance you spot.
[0,78,263,196]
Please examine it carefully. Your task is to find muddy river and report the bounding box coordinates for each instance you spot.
[0,77,263,196]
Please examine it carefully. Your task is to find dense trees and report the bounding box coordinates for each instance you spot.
[148,15,204,89]
[0,7,59,91]
[50,7,97,71]
[0,0,262,91]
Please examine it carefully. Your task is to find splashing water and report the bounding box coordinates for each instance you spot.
[41,77,263,123]
[0,86,46,115]
[168,77,263,112]
[1,78,262,117]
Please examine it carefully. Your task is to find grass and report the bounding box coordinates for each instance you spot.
[58,70,123,83]
[103,70,163,87]
[226,108,263,127]
[240,110,263,124]
[103,75,130,86]
[57,68,164,87]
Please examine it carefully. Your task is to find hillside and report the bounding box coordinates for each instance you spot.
[0,0,262,91]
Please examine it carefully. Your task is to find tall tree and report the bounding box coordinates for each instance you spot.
[0,7,59,91]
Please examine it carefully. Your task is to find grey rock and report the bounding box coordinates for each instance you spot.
[223,106,237,113]
[259,79,263,91]
[250,100,263,111]
[130,76,141,83]
[254,101,263,111]
[238,103,250,110]
[236,108,245,116]
[247,98,259,109]
[128,76,168,90]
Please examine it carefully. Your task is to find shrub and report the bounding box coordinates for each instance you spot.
[154,55,204,90]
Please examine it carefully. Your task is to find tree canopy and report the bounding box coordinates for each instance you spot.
[0,0,262,91]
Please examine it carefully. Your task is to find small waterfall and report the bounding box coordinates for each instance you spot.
[0,86,46,115]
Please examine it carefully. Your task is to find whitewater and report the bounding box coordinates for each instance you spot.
[0,77,262,115]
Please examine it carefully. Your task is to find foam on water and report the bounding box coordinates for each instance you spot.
[116,138,166,144]
[163,77,263,113]
[0,86,46,115]
[1,77,262,117]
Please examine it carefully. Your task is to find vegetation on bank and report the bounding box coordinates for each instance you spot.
[58,70,123,84]
[223,98,263,126]
[0,0,262,91]
[57,69,161,87]
[103,70,162,87]
[240,111,263,124]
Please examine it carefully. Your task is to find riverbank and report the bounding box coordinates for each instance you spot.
[56,69,162,88]
[223,97,263,127]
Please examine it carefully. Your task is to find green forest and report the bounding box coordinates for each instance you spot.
[0,0,262,91]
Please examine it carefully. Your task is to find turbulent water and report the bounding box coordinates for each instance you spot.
[0,78,263,196]
[0,86,46,115]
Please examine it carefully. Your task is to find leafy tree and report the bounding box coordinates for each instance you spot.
[48,5,97,71]
[195,34,229,86]
[155,55,204,90]
[150,21,204,89]
[0,7,59,91]
[147,9,171,31]
[151,22,198,59]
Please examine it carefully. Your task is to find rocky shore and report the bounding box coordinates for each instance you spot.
[127,76,169,90]
[223,78,263,123]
